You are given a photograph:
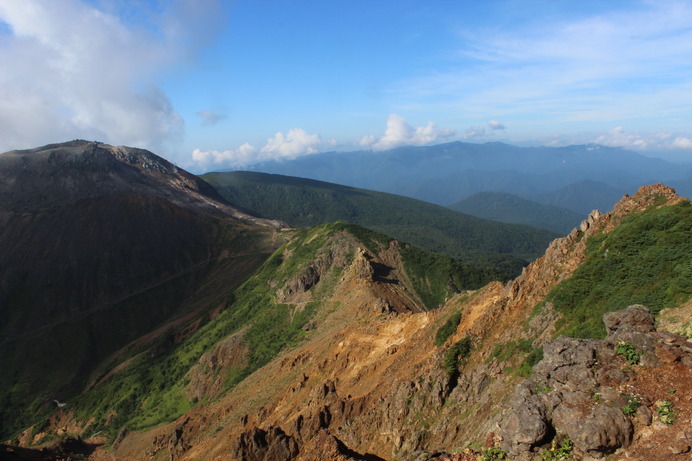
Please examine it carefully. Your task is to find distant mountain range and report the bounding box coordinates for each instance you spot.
[201,171,560,276]
[239,141,692,213]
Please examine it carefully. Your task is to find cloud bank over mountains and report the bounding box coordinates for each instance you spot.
[192,114,459,168]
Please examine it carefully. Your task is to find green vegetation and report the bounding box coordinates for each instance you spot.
[490,338,533,362]
[542,437,573,460]
[615,341,641,365]
[518,347,544,378]
[0,218,275,441]
[59,224,349,441]
[656,400,675,425]
[202,171,561,278]
[621,394,640,416]
[434,312,462,346]
[449,191,582,233]
[443,337,473,375]
[546,201,692,338]
[480,446,507,460]
[400,245,504,309]
[534,382,552,394]
[489,339,543,377]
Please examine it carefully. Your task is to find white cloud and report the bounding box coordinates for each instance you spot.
[671,137,692,150]
[594,127,651,149]
[192,128,323,168]
[488,120,505,130]
[359,114,455,151]
[192,142,258,166]
[357,134,377,147]
[260,128,321,158]
[0,0,222,156]
[537,127,692,155]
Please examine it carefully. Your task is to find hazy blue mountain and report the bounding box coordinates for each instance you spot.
[449,191,583,233]
[243,141,690,207]
[666,176,692,199]
[201,171,561,277]
[528,179,627,215]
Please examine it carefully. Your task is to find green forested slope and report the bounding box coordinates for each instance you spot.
[201,171,560,277]
[449,191,583,233]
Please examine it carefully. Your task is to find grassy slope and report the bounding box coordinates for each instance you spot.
[201,171,560,278]
[19,222,494,442]
[546,200,692,338]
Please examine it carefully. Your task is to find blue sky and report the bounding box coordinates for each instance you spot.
[1,0,691,171]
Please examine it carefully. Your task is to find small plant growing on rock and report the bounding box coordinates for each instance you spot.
[656,400,675,425]
[541,437,573,460]
[534,382,552,394]
[480,445,507,460]
[620,394,640,416]
[615,341,641,365]
[442,336,472,375]
[434,311,462,346]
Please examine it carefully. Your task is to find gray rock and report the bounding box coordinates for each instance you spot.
[555,405,632,456]
[603,305,654,336]
[501,394,550,454]
[636,405,652,426]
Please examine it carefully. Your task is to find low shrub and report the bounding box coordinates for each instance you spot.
[434,312,462,346]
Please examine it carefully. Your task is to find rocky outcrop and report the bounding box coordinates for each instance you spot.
[233,426,300,461]
[501,305,692,459]
[277,244,352,302]
[186,332,248,402]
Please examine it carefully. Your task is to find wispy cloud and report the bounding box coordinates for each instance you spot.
[593,127,692,152]
[196,110,227,126]
[393,2,692,125]
[0,0,223,156]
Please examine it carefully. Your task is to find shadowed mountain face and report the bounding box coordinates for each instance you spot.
[0,141,281,436]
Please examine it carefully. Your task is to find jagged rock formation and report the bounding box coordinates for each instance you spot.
[501,305,692,459]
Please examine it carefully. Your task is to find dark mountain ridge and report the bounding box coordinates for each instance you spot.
[0,141,283,436]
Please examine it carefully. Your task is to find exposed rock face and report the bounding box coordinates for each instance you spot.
[234,426,300,461]
[501,304,692,459]
[186,332,249,402]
